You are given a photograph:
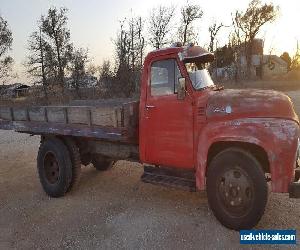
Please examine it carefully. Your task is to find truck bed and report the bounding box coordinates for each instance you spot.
[0,99,139,143]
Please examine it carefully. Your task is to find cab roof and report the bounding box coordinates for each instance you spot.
[146,44,215,63]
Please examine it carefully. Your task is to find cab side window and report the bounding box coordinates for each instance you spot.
[150,59,182,96]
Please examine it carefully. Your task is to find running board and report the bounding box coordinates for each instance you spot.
[141,165,196,192]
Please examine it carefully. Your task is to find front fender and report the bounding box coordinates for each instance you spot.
[195,118,299,193]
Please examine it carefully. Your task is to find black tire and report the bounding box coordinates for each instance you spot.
[92,155,115,171]
[37,137,72,197]
[63,137,81,192]
[295,169,300,182]
[206,147,268,230]
[295,161,300,182]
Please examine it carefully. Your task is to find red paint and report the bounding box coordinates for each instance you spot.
[142,54,193,168]
[195,118,298,193]
[144,94,194,168]
[139,45,299,194]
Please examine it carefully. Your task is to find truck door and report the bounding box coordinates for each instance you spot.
[144,57,194,169]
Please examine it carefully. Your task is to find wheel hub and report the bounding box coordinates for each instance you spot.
[218,167,254,213]
[44,152,60,184]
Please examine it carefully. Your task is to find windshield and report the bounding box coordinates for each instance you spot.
[185,62,214,90]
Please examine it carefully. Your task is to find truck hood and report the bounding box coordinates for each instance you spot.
[206,89,299,123]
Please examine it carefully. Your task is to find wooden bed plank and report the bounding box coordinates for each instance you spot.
[13,107,27,121]
[0,107,13,120]
[29,107,47,122]
[91,106,120,127]
[0,100,139,130]
[67,107,90,125]
[46,107,67,123]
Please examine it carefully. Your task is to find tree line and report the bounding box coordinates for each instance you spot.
[0,0,300,101]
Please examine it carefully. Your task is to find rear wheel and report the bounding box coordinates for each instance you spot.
[63,137,81,192]
[206,148,268,230]
[37,137,72,197]
[92,155,115,171]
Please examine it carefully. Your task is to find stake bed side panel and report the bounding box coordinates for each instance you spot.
[0,100,139,144]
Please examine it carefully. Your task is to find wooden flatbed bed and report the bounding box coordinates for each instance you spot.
[0,99,139,144]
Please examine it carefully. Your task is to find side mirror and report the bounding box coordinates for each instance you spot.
[177,77,186,100]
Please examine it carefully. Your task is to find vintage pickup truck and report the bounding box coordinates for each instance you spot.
[0,44,299,230]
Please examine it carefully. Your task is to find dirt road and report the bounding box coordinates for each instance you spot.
[1,91,300,249]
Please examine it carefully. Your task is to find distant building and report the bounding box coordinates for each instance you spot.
[214,39,288,80]
[262,55,288,78]
[1,83,30,98]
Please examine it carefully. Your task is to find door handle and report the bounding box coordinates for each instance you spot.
[146,105,156,110]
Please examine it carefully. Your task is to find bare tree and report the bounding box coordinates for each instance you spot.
[86,63,99,78]
[227,30,243,83]
[98,60,114,96]
[41,7,73,90]
[233,0,279,78]
[99,60,113,83]
[26,27,53,100]
[115,20,130,68]
[208,22,224,53]
[178,2,203,45]
[114,15,145,96]
[148,5,175,49]
[69,48,89,97]
[0,16,13,83]
[126,16,145,71]
[291,40,300,71]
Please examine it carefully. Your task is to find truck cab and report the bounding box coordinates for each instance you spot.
[139,44,300,229]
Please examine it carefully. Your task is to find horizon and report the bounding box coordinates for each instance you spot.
[0,0,299,84]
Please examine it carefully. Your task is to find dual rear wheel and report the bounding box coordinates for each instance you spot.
[37,137,114,198]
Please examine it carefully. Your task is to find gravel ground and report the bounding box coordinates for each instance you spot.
[0,90,300,249]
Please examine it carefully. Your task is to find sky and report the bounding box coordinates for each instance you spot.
[0,0,300,83]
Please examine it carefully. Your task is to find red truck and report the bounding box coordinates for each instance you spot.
[0,44,299,230]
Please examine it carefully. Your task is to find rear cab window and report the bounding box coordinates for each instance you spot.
[150,59,182,96]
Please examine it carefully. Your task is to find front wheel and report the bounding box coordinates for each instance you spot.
[206,148,268,230]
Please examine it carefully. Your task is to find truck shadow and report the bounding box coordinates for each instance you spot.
[74,162,300,233]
